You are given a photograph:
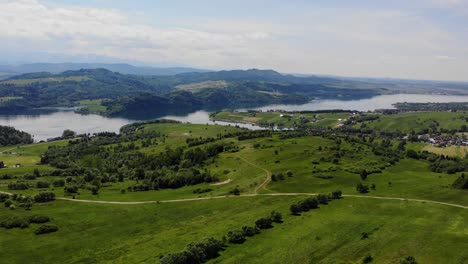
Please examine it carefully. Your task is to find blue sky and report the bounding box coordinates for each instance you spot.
[1,0,467,81]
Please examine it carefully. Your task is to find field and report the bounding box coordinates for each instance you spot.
[0,76,91,86]
[0,121,466,264]
[212,111,350,129]
[77,100,107,114]
[423,145,468,158]
[359,111,467,133]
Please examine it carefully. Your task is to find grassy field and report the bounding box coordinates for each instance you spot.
[0,196,465,264]
[212,111,350,129]
[0,76,91,86]
[77,100,107,114]
[0,122,466,264]
[360,112,467,133]
[423,145,468,158]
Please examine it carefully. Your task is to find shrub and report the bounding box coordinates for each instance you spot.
[36,181,50,188]
[34,225,59,235]
[53,179,65,187]
[270,210,283,223]
[330,190,342,199]
[400,256,418,264]
[290,204,302,215]
[8,182,28,190]
[4,199,13,208]
[29,215,50,224]
[255,217,273,229]
[64,186,78,194]
[0,193,9,202]
[227,230,246,244]
[317,194,329,204]
[241,226,260,237]
[356,182,369,193]
[0,216,29,229]
[34,192,56,203]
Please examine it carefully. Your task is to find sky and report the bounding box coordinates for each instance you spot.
[1,0,468,81]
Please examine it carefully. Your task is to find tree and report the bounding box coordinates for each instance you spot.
[317,194,329,204]
[290,204,302,215]
[4,199,13,208]
[24,197,33,210]
[230,187,241,196]
[91,186,99,195]
[241,226,260,237]
[400,256,418,264]
[360,169,369,180]
[362,255,373,263]
[286,170,294,177]
[0,161,4,168]
[62,129,76,138]
[270,210,283,223]
[330,190,342,199]
[356,182,369,193]
[255,217,273,229]
[33,168,41,178]
[226,230,246,244]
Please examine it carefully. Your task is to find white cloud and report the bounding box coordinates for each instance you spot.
[0,0,467,81]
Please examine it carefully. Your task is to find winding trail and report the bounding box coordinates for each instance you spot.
[1,189,466,209]
[234,154,271,194]
[54,193,467,209]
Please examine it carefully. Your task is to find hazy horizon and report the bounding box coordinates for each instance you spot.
[1,0,468,81]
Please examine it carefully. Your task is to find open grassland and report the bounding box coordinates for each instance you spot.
[77,100,107,113]
[175,80,229,92]
[0,76,91,86]
[423,144,468,158]
[0,196,466,264]
[212,111,350,129]
[361,111,467,133]
[0,122,466,264]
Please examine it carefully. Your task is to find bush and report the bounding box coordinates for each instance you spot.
[29,215,50,224]
[330,190,342,199]
[8,182,28,190]
[64,186,78,194]
[34,192,56,203]
[34,225,59,235]
[270,210,283,223]
[160,237,224,264]
[255,217,273,229]
[356,183,369,193]
[317,194,329,204]
[0,216,29,229]
[241,226,260,237]
[36,181,50,188]
[400,256,418,264]
[0,193,9,202]
[227,230,246,244]
[53,179,65,187]
[290,204,302,215]
[4,199,13,208]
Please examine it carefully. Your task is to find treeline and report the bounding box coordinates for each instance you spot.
[406,150,467,174]
[394,102,468,112]
[161,211,283,264]
[41,130,238,190]
[0,125,33,146]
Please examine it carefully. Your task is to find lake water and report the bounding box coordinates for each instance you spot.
[1,94,467,141]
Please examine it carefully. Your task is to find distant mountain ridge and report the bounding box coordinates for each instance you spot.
[0,63,210,76]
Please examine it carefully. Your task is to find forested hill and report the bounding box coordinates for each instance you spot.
[0,68,382,115]
[0,126,33,146]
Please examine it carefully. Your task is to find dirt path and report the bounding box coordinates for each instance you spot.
[54,193,467,209]
[235,154,271,194]
[210,179,232,186]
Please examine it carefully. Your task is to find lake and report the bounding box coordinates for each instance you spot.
[1,94,467,141]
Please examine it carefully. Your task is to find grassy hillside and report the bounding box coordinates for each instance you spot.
[0,120,466,264]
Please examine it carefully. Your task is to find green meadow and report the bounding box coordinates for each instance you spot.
[0,119,466,264]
